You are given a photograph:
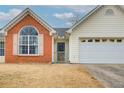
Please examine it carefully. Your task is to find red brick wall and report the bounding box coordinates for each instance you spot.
[5,15,52,63]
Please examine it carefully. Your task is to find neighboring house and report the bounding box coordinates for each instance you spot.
[0,5,124,64]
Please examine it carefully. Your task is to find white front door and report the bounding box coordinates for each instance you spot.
[80,38,124,64]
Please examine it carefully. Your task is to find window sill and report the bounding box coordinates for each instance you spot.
[18,54,40,56]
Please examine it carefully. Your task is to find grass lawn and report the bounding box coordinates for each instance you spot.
[0,64,103,88]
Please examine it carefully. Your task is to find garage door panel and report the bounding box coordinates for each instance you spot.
[81,52,124,59]
[81,44,124,51]
[80,59,124,64]
[80,39,124,63]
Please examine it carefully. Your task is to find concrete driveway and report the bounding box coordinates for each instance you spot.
[84,64,124,88]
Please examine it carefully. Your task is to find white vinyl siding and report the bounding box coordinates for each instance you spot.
[69,6,124,63]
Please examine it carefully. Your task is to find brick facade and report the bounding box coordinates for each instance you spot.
[5,15,52,63]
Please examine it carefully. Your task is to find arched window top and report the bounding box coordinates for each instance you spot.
[20,26,38,35]
[105,9,114,16]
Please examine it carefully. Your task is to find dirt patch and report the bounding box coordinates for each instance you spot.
[0,64,103,88]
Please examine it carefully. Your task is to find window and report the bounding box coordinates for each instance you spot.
[0,42,4,56]
[88,39,93,42]
[19,26,38,55]
[105,9,114,16]
[81,40,86,42]
[57,43,65,52]
[109,39,115,42]
[95,39,100,42]
[102,39,107,42]
[117,39,122,43]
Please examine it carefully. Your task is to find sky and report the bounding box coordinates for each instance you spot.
[0,5,96,28]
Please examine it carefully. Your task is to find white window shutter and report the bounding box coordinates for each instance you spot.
[38,34,44,55]
[13,34,18,55]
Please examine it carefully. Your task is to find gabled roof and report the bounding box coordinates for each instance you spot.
[67,5,103,33]
[2,8,56,34]
[54,28,69,37]
[67,5,124,33]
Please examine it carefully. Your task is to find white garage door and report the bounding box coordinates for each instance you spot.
[80,38,124,64]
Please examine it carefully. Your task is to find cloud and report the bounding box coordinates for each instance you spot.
[66,22,73,26]
[0,8,22,21]
[65,5,96,13]
[53,6,96,27]
[53,12,74,20]
[52,5,96,13]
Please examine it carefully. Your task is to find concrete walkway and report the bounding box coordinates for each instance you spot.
[84,64,124,88]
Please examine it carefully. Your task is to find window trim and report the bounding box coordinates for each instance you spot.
[18,25,39,56]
